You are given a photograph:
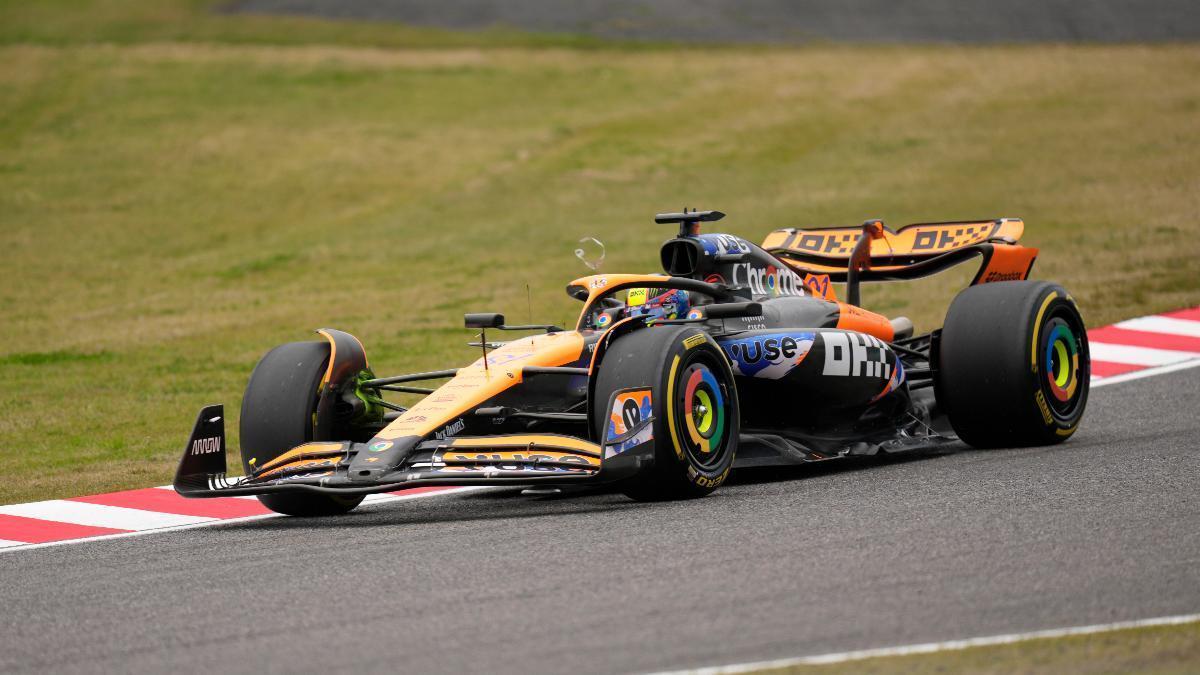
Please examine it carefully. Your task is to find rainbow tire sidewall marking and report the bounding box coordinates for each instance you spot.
[1044,322,1079,404]
[1034,296,1089,430]
[682,365,725,456]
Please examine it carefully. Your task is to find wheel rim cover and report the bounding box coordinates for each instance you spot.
[681,365,725,455]
[1043,320,1079,407]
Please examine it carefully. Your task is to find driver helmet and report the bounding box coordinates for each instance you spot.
[625,287,691,321]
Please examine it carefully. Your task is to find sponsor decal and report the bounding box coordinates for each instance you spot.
[606,389,654,458]
[690,466,729,489]
[364,457,381,463]
[720,332,816,379]
[596,312,613,328]
[686,308,704,320]
[446,452,594,466]
[430,464,589,475]
[256,455,340,479]
[279,471,333,482]
[479,350,536,367]
[871,358,907,402]
[682,333,707,350]
[984,270,1024,282]
[435,450,599,473]
[775,222,1004,256]
[368,440,393,452]
[911,222,1000,251]
[730,262,807,297]
[821,331,893,379]
[190,436,221,456]
[733,313,767,330]
[713,234,750,254]
[434,418,466,440]
[259,458,338,479]
[1035,389,1054,425]
[696,234,751,256]
[589,277,608,289]
[626,287,649,306]
[786,230,859,256]
[803,273,834,300]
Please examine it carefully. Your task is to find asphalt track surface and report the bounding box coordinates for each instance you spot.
[228,0,1200,43]
[3,368,1198,675]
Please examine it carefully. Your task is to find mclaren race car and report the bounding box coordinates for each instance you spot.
[175,211,1090,515]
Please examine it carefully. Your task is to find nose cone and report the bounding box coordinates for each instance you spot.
[348,435,420,482]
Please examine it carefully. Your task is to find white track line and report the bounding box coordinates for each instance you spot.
[656,612,1200,674]
[1115,315,1200,338]
[1089,342,1200,366]
[1091,357,1200,387]
[0,500,213,530]
[0,539,28,548]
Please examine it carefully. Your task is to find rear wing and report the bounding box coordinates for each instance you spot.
[762,218,1037,286]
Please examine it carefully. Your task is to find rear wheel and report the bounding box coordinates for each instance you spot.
[936,281,1089,448]
[592,326,739,500]
[240,341,364,516]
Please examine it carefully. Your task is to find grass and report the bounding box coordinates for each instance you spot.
[759,619,1200,674]
[1,2,1199,503]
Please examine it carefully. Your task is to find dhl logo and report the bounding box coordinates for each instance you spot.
[765,221,1016,259]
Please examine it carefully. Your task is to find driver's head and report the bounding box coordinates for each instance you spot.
[625,287,690,321]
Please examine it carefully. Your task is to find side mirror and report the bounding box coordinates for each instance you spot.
[465,313,505,329]
[704,302,762,320]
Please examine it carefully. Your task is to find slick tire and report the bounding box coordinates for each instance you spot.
[936,281,1089,448]
[593,326,739,501]
[240,341,364,516]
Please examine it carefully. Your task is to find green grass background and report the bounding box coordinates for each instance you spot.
[1,1,1199,503]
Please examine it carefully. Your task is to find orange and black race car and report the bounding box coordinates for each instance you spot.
[175,210,1090,515]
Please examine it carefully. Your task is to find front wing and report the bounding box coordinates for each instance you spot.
[174,405,617,499]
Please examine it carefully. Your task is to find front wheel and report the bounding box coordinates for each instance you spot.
[936,280,1089,448]
[240,341,365,516]
[592,326,739,500]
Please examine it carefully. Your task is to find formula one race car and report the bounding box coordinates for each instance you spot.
[175,211,1090,515]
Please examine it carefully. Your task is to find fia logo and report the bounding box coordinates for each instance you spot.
[821,332,892,379]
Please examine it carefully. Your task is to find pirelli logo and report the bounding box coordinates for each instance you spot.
[683,334,707,350]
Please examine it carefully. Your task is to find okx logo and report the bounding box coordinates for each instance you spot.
[821,332,893,379]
